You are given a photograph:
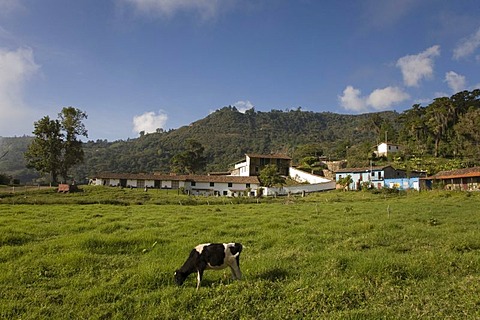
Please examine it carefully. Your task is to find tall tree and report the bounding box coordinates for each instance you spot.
[24,116,63,183]
[258,164,285,187]
[58,107,88,180]
[170,139,206,174]
[454,108,480,160]
[24,107,88,183]
[425,97,454,157]
[399,104,428,155]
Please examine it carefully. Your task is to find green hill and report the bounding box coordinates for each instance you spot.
[1,108,399,183]
[3,87,480,185]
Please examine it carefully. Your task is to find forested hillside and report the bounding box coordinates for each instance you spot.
[72,108,400,181]
[1,89,479,184]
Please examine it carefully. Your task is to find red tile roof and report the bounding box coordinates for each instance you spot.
[93,172,260,184]
[430,167,480,179]
[246,153,292,160]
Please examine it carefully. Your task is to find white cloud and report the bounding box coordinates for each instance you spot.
[233,100,254,113]
[396,45,440,87]
[445,71,466,93]
[0,47,40,135]
[338,86,366,112]
[453,27,480,60]
[339,86,409,113]
[120,0,233,20]
[132,110,168,134]
[367,87,410,110]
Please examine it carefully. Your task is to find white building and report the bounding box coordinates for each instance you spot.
[91,172,260,197]
[374,142,402,157]
[231,153,291,177]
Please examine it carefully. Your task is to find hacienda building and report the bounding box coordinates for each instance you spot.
[421,167,480,191]
[91,172,260,197]
[231,153,292,177]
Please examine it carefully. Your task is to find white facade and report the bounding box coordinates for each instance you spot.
[262,181,336,196]
[375,142,401,157]
[92,173,259,197]
[233,160,249,176]
[185,180,258,197]
[93,176,186,189]
[289,167,331,184]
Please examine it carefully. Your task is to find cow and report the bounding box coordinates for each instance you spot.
[174,242,243,290]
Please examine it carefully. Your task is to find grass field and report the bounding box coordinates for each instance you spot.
[1,187,479,319]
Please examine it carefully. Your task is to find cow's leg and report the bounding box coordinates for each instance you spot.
[196,269,204,290]
[229,261,242,280]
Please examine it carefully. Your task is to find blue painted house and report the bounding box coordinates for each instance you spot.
[335,165,426,190]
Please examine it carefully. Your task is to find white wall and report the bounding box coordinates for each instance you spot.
[186,181,259,197]
[262,181,336,196]
[289,167,331,184]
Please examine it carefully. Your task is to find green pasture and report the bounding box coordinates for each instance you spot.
[1,187,479,319]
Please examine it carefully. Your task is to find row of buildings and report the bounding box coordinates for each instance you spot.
[91,143,480,195]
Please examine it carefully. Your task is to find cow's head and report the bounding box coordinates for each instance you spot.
[174,270,187,286]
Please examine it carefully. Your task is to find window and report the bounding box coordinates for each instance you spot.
[228,182,233,187]
[223,191,228,196]
[191,181,196,186]
[210,182,214,187]
[246,183,250,188]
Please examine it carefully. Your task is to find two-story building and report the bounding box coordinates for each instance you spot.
[231,153,292,177]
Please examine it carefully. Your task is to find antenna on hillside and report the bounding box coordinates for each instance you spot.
[385,131,388,143]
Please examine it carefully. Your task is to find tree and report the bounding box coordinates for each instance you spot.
[24,107,88,184]
[292,143,323,164]
[425,97,453,157]
[170,139,206,174]
[258,164,285,187]
[58,107,88,181]
[454,108,480,160]
[337,175,352,191]
[0,173,11,185]
[399,104,428,155]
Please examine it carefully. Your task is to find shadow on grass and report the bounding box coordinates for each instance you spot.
[256,267,290,282]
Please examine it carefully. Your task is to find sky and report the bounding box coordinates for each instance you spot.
[0,0,479,141]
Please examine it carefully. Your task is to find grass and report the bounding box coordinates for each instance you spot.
[0,187,479,319]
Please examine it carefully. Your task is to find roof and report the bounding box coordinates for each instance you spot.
[93,172,260,184]
[335,165,393,174]
[246,153,292,160]
[428,167,480,180]
[377,142,402,147]
[185,175,260,184]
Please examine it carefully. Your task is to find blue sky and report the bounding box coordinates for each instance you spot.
[1,0,479,141]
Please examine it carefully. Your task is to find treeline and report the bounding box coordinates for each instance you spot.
[1,89,479,184]
[398,90,480,160]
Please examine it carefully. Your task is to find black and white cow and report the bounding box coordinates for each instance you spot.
[174,242,243,289]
